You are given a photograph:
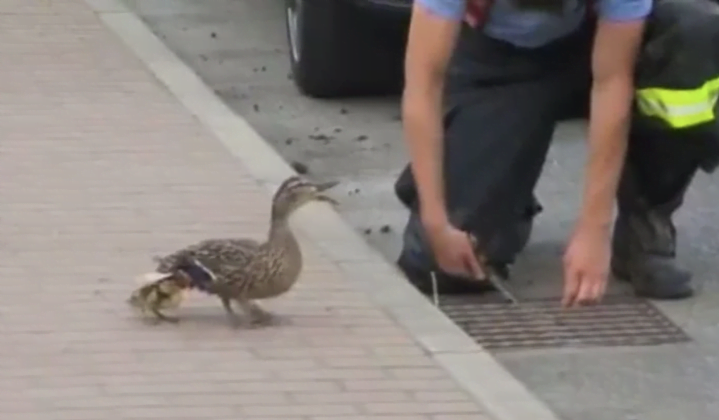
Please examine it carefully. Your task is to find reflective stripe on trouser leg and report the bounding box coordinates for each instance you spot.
[636,77,719,129]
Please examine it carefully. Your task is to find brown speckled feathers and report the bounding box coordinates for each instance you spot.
[134,175,338,327]
[152,236,300,300]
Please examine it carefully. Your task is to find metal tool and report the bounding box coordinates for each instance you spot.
[467,232,519,305]
[430,271,440,307]
[483,270,519,304]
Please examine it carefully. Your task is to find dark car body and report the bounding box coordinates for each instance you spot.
[284,0,412,98]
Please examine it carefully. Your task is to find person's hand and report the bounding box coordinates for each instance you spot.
[423,219,485,279]
[562,224,611,307]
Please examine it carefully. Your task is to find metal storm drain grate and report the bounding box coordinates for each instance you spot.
[437,295,691,351]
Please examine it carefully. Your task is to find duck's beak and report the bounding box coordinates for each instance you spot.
[316,195,339,206]
[315,180,339,206]
[316,180,339,192]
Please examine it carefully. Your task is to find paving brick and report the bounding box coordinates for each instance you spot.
[241,403,359,417]
[343,379,462,392]
[364,401,483,415]
[279,367,389,380]
[0,1,493,419]
[412,391,475,403]
[292,390,411,404]
[311,416,430,420]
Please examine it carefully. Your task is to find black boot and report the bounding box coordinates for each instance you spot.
[397,197,541,295]
[611,166,695,300]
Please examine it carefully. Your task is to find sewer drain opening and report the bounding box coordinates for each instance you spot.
[435,295,691,351]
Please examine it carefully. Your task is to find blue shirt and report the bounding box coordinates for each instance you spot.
[416,0,652,47]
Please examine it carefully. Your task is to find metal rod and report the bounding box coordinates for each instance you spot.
[466,232,519,304]
[430,271,440,307]
[483,273,519,305]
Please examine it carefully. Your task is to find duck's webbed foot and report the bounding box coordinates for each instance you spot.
[150,307,179,324]
[238,300,277,328]
[220,296,243,329]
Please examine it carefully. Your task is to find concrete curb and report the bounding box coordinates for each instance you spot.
[83,1,563,419]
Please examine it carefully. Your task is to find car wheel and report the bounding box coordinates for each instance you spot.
[285,0,405,98]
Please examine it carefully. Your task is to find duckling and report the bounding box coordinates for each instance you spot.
[139,175,339,328]
[127,271,191,324]
[128,257,219,323]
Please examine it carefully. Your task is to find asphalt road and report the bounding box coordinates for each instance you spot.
[125,1,719,419]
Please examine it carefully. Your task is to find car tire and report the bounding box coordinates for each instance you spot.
[284,0,405,98]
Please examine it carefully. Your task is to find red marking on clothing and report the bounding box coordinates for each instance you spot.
[465,0,493,27]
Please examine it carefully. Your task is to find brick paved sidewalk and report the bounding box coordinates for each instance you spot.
[0,1,491,419]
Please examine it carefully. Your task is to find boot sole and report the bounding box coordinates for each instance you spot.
[612,266,694,300]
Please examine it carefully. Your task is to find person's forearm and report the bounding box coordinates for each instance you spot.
[579,77,633,230]
[402,82,447,227]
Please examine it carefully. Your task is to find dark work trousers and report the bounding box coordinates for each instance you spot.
[395,19,704,273]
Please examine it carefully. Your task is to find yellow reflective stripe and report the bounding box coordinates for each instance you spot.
[635,77,719,128]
